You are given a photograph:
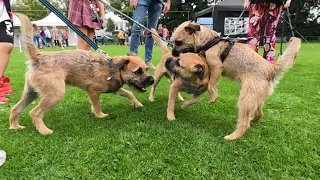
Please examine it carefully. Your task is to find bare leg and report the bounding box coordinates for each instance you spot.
[117,88,143,108]
[167,80,182,121]
[87,91,108,118]
[9,82,38,130]
[181,95,200,109]
[0,43,13,76]
[77,27,93,51]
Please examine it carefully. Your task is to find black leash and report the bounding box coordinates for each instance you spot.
[39,0,113,63]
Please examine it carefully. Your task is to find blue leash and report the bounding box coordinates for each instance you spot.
[39,0,112,62]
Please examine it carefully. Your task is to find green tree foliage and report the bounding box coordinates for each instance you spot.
[12,0,63,21]
[106,18,115,31]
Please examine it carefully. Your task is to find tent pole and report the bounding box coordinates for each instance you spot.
[211,0,217,30]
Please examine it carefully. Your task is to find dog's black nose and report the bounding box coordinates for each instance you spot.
[146,76,154,85]
[172,49,180,57]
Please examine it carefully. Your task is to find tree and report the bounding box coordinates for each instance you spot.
[106,18,115,31]
[12,0,63,21]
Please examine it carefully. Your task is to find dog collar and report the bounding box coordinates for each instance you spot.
[197,37,235,63]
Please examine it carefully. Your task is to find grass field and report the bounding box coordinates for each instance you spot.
[0,43,319,179]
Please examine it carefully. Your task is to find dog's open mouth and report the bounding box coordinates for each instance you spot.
[132,83,148,92]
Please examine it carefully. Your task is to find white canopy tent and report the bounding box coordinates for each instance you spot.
[32,12,77,46]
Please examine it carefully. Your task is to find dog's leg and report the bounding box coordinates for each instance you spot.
[167,80,183,120]
[207,59,223,104]
[29,81,65,135]
[252,101,264,122]
[224,87,258,140]
[181,95,200,109]
[87,91,108,118]
[177,92,184,101]
[9,83,38,130]
[149,68,166,102]
[117,88,143,108]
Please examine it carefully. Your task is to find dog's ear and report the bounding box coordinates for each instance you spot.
[192,64,204,80]
[185,23,201,34]
[198,50,206,59]
[113,58,130,69]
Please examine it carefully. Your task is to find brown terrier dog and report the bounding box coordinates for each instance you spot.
[149,28,210,120]
[9,13,154,135]
[171,21,301,140]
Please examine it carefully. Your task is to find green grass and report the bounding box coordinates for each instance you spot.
[0,43,319,179]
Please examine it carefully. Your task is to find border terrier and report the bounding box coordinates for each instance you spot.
[9,13,154,135]
[149,28,210,120]
[171,21,301,140]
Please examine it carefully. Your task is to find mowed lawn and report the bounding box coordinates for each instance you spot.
[0,42,319,179]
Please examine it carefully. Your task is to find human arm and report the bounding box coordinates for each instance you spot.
[244,0,250,9]
[96,0,106,28]
[163,0,171,14]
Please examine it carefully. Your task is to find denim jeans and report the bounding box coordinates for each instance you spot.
[33,35,40,48]
[41,36,48,47]
[129,0,163,62]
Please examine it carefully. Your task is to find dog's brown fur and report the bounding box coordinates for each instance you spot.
[171,21,301,140]
[9,13,154,135]
[149,28,210,120]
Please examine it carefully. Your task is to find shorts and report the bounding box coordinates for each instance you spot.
[0,20,14,44]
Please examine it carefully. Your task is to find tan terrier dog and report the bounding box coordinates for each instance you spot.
[171,21,301,140]
[9,13,154,135]
[149,28,210,120]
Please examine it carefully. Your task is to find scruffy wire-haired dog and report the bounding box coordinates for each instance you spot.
[9,13,154,135]
[171,21,301,140]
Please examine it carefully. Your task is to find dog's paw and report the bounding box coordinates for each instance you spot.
[224,133,240,141]
[38,127,53,135]
[167,114,176,121]
[132,101,143,108]
[95,113,109,118]
[208,97,217,104]
[149,95,155,102]
[181,102,189,109]
[9,125,26,130]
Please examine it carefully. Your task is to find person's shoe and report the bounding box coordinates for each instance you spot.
[0,91,10,104]
[0,150,6,167]
[146,62,156,70]
[0,76,13,95]
[127,52,137,56]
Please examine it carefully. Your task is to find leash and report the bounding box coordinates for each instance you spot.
[38,0,113,63]
[98,0,174,47]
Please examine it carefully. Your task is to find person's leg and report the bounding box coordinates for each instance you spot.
[129,1,149,55]
[86,27,95,51]
[0,21,14,103]
[263,3,282,63]
[246,3,265,53]
[77,26,91,51]
[144,1,162,69]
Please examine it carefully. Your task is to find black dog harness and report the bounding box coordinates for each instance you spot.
[197,37,235,63]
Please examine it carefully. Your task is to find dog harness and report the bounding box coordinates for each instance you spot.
[196,36,235,63]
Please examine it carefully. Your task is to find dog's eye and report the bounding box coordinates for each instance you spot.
[175,40,183,46]
[134,68,143,75]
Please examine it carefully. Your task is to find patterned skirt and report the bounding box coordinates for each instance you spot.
[68,0,101,30]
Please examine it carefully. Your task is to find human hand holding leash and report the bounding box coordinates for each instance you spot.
[243,0,250,9]
[284,0,291,8]
[163,1,171,14]
[130,0,138,9]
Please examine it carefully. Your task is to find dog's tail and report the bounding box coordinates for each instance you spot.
[273,37,301,84]
[151,28,170,55]
[15,13,40,61]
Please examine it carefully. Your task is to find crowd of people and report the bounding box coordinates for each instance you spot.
[32,25,69,49]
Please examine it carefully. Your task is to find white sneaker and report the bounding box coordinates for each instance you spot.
[0,150,6,167]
